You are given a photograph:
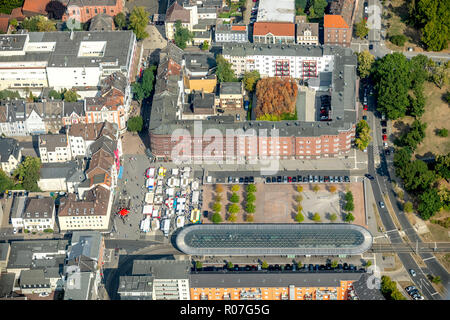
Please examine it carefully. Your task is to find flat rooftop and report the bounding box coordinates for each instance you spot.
[257,0,295,23]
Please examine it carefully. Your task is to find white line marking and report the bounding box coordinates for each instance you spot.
[422,256,436,262]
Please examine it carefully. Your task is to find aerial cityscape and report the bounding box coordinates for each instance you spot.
[0,0,449,305]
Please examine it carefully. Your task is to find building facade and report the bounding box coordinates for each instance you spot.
[296,16,319,45]
[214,24,248,43]
[253,22,296,44]
[39,134,71,163]
[62,0,124,24]
[0,138,22,174]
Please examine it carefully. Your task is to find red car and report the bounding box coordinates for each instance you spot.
[363,104,368,111]
[382,134,387,141]
[288,176,292,183]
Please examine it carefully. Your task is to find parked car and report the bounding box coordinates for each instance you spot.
[272,176,277,183]
[362,115,367,121]
[228,176,233,183]
[365,174,375,180]
[324,176,330,182]
[313,176,318,182]
[405,286,417,293]
[319,176,324,183]
[239,177,244,183]
[292,176,297,183]
[288,176,292,183]
[363,104,368,111]
[266,177,271,183]
[382,128,387,134]
[344,176,350,182]
[249,176,254,183]
[381,120,387,127]
[283,176,288,183]
[297,175,302,182]
[277,176,282,183]
[382,134,387,141]
[409,269,417,277]
[244,177,249,184]
[385,149,391,155]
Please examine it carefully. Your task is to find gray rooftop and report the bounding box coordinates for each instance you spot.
[19,269,50,288]
[216,24,248,34]
[190,272,364,288]
[132,260,191,279]
[184,52,216,74]
[352,273,385,300]
[10,196,27,220]
[23,197,55,220]
[118,276,154,298]
[0,273,15,298]
[176,224,373,256]
[68,231,102,261]
[0,138,21,163]
[7,240,68,270]
[0,31,135,69]
[64,272,94,300]
[39,160,85,182]
[39,134,68,152]
[0,243,9,261]
[220,82,242,95]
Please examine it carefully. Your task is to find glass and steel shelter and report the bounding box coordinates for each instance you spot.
[176,224,373,256]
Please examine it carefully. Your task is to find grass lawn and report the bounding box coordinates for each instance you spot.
[414,82,450,158]
[391,82,450,159]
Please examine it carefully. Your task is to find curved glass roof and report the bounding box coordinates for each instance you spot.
[176,224,373,256]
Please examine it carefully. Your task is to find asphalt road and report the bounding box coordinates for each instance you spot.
[370,243,450,253]
[364,83,447,300]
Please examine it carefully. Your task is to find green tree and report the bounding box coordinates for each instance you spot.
[174,20,194,49]
[421,19,448,52]
[329,213,337,222]
[297,261,303,269]
[246,184,257,193]
[435,153,450,180]
[231,185,240,192]
[0,90,20,100]
[356,50,375,79]
[365,260,372,267]
[345,212,355,223]
[0,169,14,193]
[63,89,80,102]
[196,261,203,269]
[312,212,321,222]
[246,214,254,222]
[297,185,303,192]
[13,157,41,191]
[408,84,426,118]
[10,18,18,28]
[297,205,303,213]
[128,6,149,40]
[355,19,369,39]
[48,89,63,100]
[410,55,431,87]
[308,0,327,19]
[227,212,237,222]
[228,203,240,214]
[312,185,320,193]
[403,201,414,213]
[230,192,240,203]
[398,120,427,151]
[0,0,23,14]
[213,202,222,213]
[295,212,304,223]
[431,63,449,89]
[114,12,127,30]
[402,160,435,193]
[133,65,157,101]
[127,116,144,133]
[245,202,256,213]
[212,212,222,223]
[418,188,442,220]
[389,34,408,46]
[243,71,261,92]
[331,260,338,268]
[344,200,354,212]
[246,192,256,203]
[373,53,412,120]
[296,195,303,203]
[393,147,412,177]
[201,40,209,51]
[355,119,372,150]
[227,261,234,269]
[261,261,268,269]
[22,16,56,32]
[215,194,223,202]
[432,275,441,284]
[437,128,449,137]
[344,191,354,203]
[216,55,237,83]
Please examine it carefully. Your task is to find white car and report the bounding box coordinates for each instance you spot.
[13,228,17,234]
[38,292,49,297]
[410,269,417,277]
[379,201,385,209]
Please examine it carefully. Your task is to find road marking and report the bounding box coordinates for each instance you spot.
[422,256,436,262]
[385,229,398,233]
[431,292,439,296]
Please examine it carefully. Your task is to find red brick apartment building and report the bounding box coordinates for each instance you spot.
[61,0,124,23]
[324,0,356,47]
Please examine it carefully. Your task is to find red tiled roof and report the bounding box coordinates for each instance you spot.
[10,7,25,20]
[0,16,9,33]
[231,25,246,31]
[22,0,51,15]
[253,22,295,37]
[324,14,349,29]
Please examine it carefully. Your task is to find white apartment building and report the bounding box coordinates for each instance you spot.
[0,138,22,175]
[0,31,138,91]
[39,134,71,163]
[221,43,334,79]
[10,196,56,232]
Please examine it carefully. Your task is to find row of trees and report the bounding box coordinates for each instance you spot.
[355,119,372,151]
[132,65,157,101]
[380,276,406,300]
[343,191,355,223]
[48,88,80,102]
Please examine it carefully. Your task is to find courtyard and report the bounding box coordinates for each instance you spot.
[201,182,366,227]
